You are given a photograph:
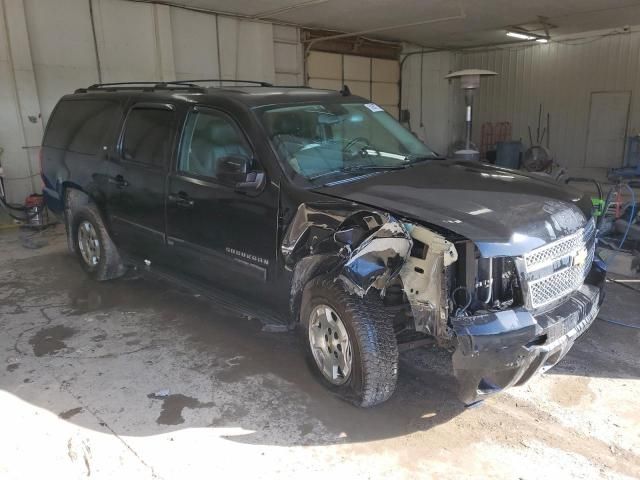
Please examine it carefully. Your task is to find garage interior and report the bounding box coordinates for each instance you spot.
[1,0,640,478]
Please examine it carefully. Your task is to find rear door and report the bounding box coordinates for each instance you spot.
[107,102,178,259]
[165,105,280,305]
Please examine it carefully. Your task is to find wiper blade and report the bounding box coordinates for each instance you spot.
[307,169,345,181]
[345,164,409,171]
[405,154,446,163]
[308,164,408,181]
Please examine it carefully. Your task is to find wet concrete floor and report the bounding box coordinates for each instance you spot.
[1,226,639,479]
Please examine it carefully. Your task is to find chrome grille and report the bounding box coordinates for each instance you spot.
[524,219,596,270]
[522,218,596,309]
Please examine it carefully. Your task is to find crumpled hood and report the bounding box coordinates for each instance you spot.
[313,160,592,257]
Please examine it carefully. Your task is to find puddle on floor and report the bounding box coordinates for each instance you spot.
[147,393,215,425]
[29,325,77,357]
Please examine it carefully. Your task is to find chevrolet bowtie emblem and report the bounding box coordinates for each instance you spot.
[573,247,588,267]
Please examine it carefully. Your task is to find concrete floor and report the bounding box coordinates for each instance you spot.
[1,225,639,479]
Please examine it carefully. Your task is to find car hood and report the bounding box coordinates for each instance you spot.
[312,160,592,257]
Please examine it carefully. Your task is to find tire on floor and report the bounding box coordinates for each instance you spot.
[70,203,125,281]
[300,277,399,407]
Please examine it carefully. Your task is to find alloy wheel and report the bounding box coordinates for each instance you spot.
[78,220,101,267]
[308,304,353,385]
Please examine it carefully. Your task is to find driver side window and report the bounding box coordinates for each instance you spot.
[178,109,252,179]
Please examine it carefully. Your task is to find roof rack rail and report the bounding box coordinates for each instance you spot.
[75,81,205,93]
[174,79,274,87]
[273,85,311,89]
[74,79,276,94]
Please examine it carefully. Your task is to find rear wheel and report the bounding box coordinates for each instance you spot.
[300,278,398,407]
[77,220,101,268]
[71,204,125,281]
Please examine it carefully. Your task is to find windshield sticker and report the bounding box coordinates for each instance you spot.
[364,103,384,113]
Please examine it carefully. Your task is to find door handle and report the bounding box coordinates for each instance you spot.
[168,192,194,208]
[108,175,129,188]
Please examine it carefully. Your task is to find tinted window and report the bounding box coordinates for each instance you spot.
[178,110,252,179]
[122,107,175,168]
[43,99,122,154]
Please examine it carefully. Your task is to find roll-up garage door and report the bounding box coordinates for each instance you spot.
[307,51,399,118]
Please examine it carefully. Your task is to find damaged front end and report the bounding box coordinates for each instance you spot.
[282,203,458,340]
[450,219,606,405]
[451,274,604,405]
[283,203,605,405]
[338,220,412,298]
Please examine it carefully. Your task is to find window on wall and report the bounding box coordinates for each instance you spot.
[178,110,253,179]
[306,51,400,118]
[121,107,175,169]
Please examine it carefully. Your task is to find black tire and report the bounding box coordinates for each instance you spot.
[300,277,398,407]
[71,204,125,281]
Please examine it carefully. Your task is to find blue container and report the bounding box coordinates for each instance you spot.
[623,135,640,168]
[495,141,522,169]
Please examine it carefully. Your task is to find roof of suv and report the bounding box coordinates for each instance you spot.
[201,86,356,107]
[70,83,363,108]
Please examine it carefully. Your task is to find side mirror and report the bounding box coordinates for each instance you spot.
[216,154,265,192]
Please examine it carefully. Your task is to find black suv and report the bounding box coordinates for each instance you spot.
[42,81,605,407]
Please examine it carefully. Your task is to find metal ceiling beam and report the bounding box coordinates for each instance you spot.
[303,2,467,57]
[250,0,331,20]
[125,0,297,26]
[125,0,456,50]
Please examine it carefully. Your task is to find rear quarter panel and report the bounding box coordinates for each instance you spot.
[41,94,128,215]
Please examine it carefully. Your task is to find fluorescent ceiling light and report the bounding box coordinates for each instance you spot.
[506,29,550,42]
[506,31,535,40]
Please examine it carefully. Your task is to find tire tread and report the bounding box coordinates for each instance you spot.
[305,278,398,407]
[71,204,125,281]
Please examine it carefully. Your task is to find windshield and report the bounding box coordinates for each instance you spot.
[256,102,439,182]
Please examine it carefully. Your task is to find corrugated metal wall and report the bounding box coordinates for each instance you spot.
[456,31,640,171]
[400,49,455,155]
[0,0,303,203]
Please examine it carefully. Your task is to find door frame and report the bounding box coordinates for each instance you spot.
[108,100,181,247]
[165,103,277,283]
[583,90,632,168]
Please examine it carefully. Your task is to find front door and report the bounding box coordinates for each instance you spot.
[107,102,177,259]
[165,106,280,306]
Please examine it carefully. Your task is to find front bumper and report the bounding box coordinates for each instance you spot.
[452,257,606,405]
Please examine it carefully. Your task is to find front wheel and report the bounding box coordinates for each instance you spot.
[300,278,398,407]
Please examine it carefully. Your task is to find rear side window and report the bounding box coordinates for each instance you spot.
[43,99,122,154]
[121,107,175,169]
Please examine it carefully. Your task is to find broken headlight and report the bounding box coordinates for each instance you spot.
[450,241,522,315]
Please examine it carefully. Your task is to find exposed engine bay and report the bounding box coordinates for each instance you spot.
[283,203,521,341]
[282,202,605,404]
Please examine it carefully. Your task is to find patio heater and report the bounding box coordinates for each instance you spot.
[445,69,497,161]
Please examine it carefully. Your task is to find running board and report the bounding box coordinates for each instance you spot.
[123,256,291,330]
